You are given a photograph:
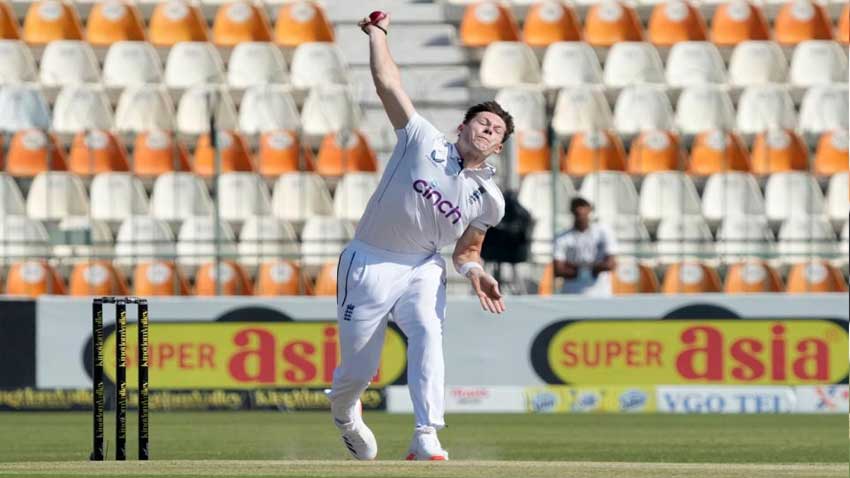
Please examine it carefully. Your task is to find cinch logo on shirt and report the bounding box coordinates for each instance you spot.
[413,179,462,224]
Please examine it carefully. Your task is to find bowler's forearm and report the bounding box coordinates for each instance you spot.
[368,31,401,93]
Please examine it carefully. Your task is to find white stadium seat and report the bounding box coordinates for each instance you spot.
[238,215,300,267]
[114,216,177,269]
[39,41,100,87]
[614,85,674,137]
[656,215,715,263]
[26,172,90,221]
[777,215,838,261]
[798,84,849,138]
[494,87,547,132]
[674,85,736,136]
[764,172,826,225]
[227,42,289,88]
[150,172,213,223]
[728,41,787,88]
[217,173,272,226]
[52,85,113,135]
[333,172,379,222]
[479,42,541,89]
[551,86,613,138]
[541,41,602,89]
[716,215,775,259]
[54,216,114,260]
[0,215,50,262]
[701,172,765,228]
[176,85,238,135]
[0,84,51,132]
[103,42,163,88]
[90,173,150,225]
[114,84,176,134]
[238,85,300,135]
[289,42,349,90]
[271,172,334,224]
[736,85,796,139]
[665,42,726,88]
[578,171,640,222]
[531,214,573,264]
[609,215,652,257]
[0,40,37,84]
[164,42,225,89]
[603,42,665,89]
[300,85,361,144]
[789,41,848,88]
[360,107,397,153]
[518,172,576,221]
[639,171,702,229]
[301,216,353,266]
[176,215,238,269]
[826,172,849,230]
[0,173,26,216]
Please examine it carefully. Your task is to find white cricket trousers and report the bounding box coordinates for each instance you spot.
[328,239,447,430]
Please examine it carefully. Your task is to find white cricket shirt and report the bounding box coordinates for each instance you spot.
[354,114,505,255]
[553,223,617,296]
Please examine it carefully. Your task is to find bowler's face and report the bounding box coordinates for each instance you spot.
[457,112,506,157]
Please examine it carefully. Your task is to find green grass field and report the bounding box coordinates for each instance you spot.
[0,412,845,477]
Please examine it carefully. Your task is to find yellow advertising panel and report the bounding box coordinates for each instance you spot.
[534,320,848,385]
[523,386,656,413]
[102,322,407,389]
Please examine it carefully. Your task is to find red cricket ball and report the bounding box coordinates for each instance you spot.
[369,11,386,24]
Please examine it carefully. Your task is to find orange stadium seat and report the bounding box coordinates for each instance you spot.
[86,0,146,46]
[133,261,191,296]
[132,130,192,177]
[626,130,685,174]
[522,1,581,47]
[316,130,377,177]
[257,130,314,176]
[710,1,770,47]
[647,0,708,47]
[22,0,83,44]
[254,259,313,296]
[786,260,847,293]
[687,130,751,175]
[148,0,208,47]
[313,261,337,296]
[68,130,130,176]
[837,4,849,44]
[193,131,254,176]
[560,130,627,176]
[583,1,643,47]
[724,261,783,293]
[4,130,67,177]
[194,260,253,296]
[537,262,555,295]
[774,0,833,46]
[273,1,334,47]
[459,1,520,47]
[5,261,66,296]
[750,129,808,175]
[516,130,550,176]
[813,130,849,176]
[69,260,130,296]
[212,2,272,47]
[0,0,20,39]
[661,262,722,294]
[612,260,659,294]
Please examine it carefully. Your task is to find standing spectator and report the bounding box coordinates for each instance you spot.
[553,197,617,296]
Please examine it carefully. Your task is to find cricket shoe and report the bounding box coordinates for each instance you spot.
[333,401,378,460]
[405,426,448,461]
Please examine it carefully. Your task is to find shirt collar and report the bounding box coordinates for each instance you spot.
[449,143,497,180]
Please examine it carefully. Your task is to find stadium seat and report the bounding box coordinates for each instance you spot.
[0,40,37,83]
[133,130,191,177]
[789,40,848,88]
[0,84,50,132]
[316,130,377,178]
[602,42,664,89]
[68,130,130,175]
[674,86,736,138]
[660,261,721,293]
[150,171,212,223]
[626,129,685,174]
[479,42,541,89]
[4,130,67,177]
[148,0,208,47]
[798,84,849,139]
[193,130,253,176]
[114,85,176,134]
[837,4,849,44]
[238,85,300,135]
[212,2,271,46]
[271,172,333,224]
[22,0,83,44]
[85,0,145,46]
[495,87,547,133]
[826,172,849,229]
[786,260,847,292]
[715,214,775,258]
[612,258,659,294]
[26,171,89,221]
[750,129,808,174]
[257,130,313,176]
[736,85,796,140]
[764,171,826,226]
[52,216,113,260]
[133,260,190,296]
[518,172,575,221]
[114,216,176,270]
[177,85,238,135]
[531,214,572,264]
[0,173,25,216]
[217,172,271,227]
[238,215,299,266]
[551,86,613,138]
[814,130,849,176]
[165,42,225,89]
[313,261,337,296]
[300,85,361,145]
[639,171,702,230]
[301,216,353,267]
[68,260,129,296]
[289,42,348,90]
[0,215,50,262]
[578,171,639,222]
[333,172,378,222]
[777,215,838,260]
[665,42,726,87]
[710,0,770,47]
[90,172,149,225]
[273,1,334,47]
[0,0,19,39]
[727,41,787,87]
[583,0,643,47]
[459,1,520,47]
[194,260,252,296]
[536,262,555,295]
[561,129,626,176]
[687,130,751,175]
[774,0,833,46]
[51,85,113,135]
[103,41,162,88]
[4,260,65,296]
[523,1,581,47]
[613,85,674,137]
[701,172,765,227]
[609,215,653,257]
[227,42,288,88]
[254,259,311,296]
[514,129,549,176]
[647,0,708,47]
[176,215,237,271]
[724,261,783,293]
[656,215,715,262]
[541,42,602,89]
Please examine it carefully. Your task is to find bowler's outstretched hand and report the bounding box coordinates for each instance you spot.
[468,269,505,314]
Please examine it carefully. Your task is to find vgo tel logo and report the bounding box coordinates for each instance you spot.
[658,387,795,414]
[413,180,462,224]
